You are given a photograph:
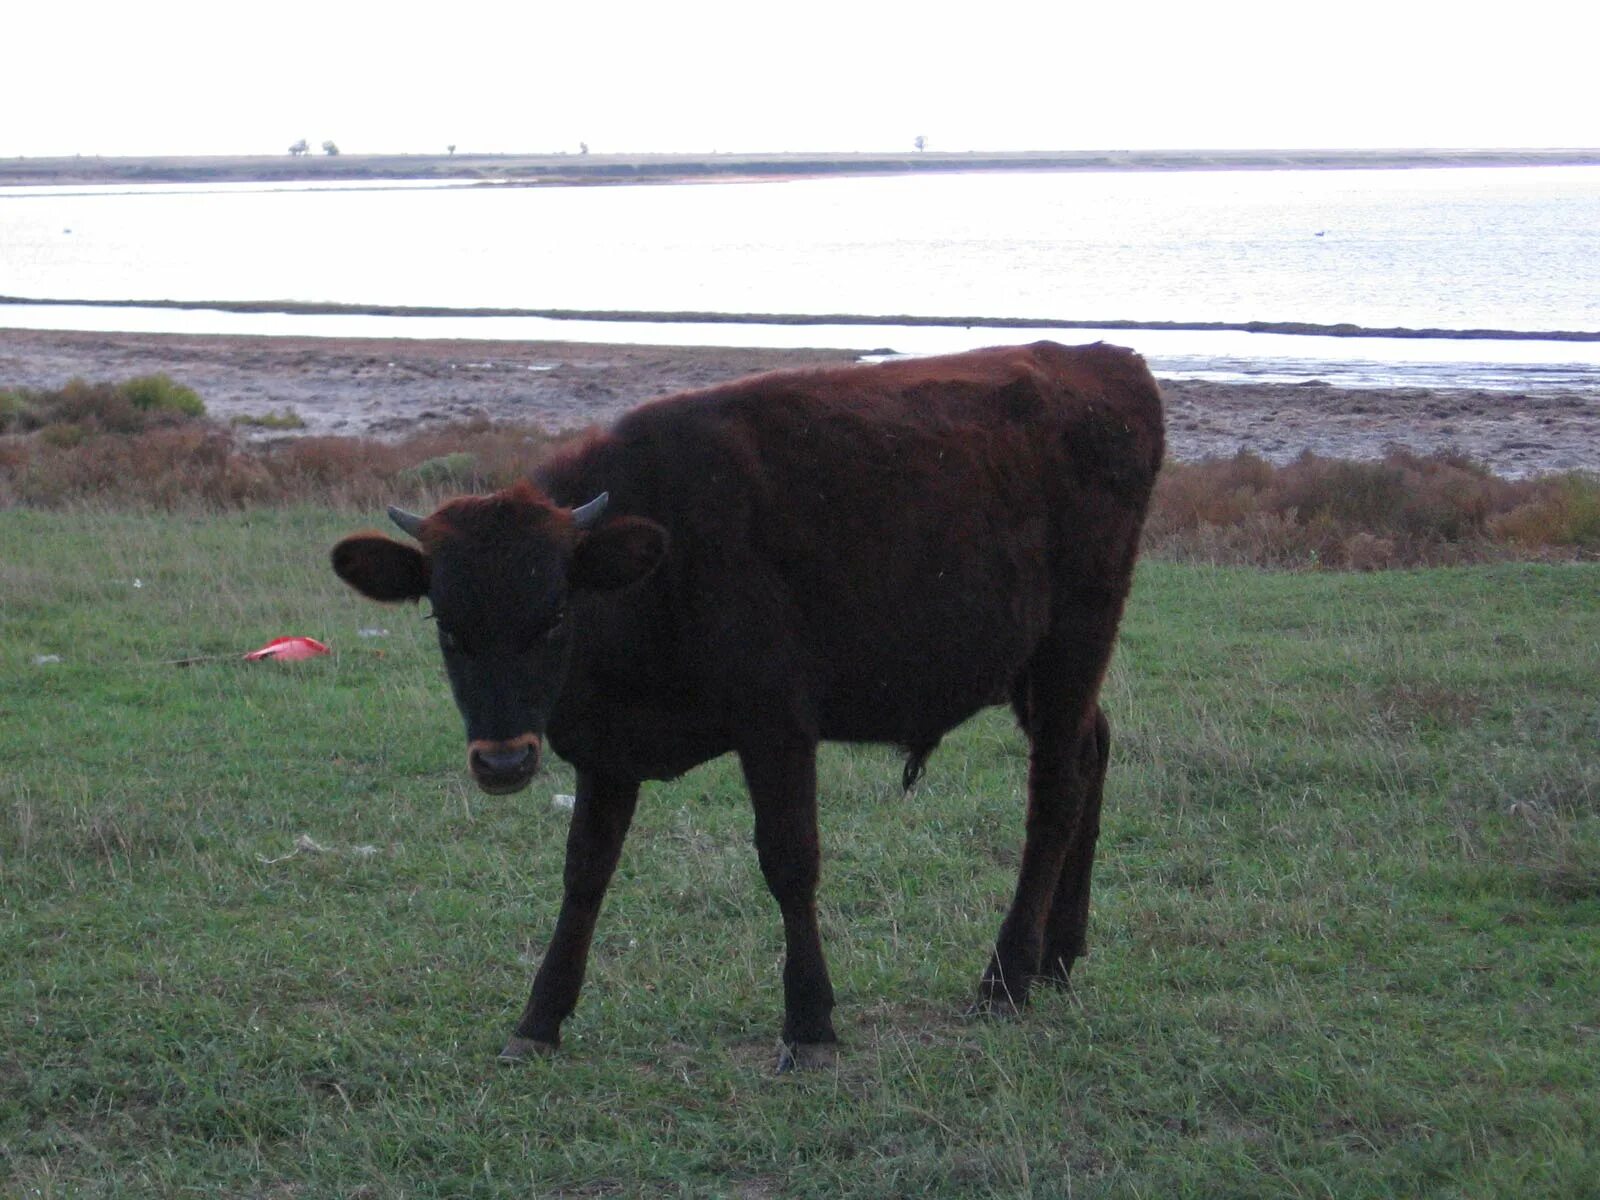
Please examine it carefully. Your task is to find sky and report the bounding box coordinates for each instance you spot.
[4,1,1596,158]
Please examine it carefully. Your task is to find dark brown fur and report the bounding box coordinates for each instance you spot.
[331,340,1164,1066]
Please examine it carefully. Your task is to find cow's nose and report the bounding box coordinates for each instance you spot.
[467,737,542,793]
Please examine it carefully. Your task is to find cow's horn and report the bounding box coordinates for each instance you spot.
[570,492,609,529]
[387,506,427,539]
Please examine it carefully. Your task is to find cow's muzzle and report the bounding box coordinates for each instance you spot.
[467,734,542,795]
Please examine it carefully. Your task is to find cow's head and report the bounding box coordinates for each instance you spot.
[330,481,668,795]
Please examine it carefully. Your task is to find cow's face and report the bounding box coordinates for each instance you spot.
[331,483,667,795]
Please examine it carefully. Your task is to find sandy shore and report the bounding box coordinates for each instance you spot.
[3,328,1597,477]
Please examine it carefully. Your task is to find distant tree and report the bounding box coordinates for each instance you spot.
[914,135,926,152]
[579,141,589,155]
[447,144,456,155]
[288,138,309,156]
[322,140,340,156]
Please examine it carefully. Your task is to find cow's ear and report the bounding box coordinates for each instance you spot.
[569,517,668,592]
[331,533,430,602]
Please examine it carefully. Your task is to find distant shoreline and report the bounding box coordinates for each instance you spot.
[3,147,1598,189]
[4,295,1596,343]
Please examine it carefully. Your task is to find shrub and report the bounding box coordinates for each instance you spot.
[0,376,207,437]
[1147,450,1273,532]
[1491,473,1600,549]
[1275,455,1410,531]
[122,373,206,418]
[400,452,481,490]
[0,407,570,511]
[0,389,41,433]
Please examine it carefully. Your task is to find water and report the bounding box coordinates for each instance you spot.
[4,166,1599,389]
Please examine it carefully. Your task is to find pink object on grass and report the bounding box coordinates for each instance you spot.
[243,636,332,662]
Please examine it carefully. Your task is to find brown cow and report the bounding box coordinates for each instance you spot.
[331,341,1164,1069]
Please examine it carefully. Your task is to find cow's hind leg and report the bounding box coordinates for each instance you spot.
[1035,705,1110,988]
[501,770,639,1060]
[738,735,837,1071]
[979,620,1117,1015]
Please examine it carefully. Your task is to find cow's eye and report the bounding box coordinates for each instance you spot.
[544,606,569,640]
[439,628,463,654]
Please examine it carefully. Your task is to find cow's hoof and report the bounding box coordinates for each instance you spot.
[776,1040,838,1073]
[497,1035,556,1063]
[967,992,1024,1020]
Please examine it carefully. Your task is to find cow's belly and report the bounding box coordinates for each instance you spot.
[547,699,731,782]
[813,633,1027,748]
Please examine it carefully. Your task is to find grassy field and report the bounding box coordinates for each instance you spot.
[2,507,1597,1198]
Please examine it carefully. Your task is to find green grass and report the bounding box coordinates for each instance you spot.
[2,508,1597,1198]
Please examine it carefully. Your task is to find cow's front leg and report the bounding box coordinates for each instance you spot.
[500,769,639,1061]
[739,736,837,1071]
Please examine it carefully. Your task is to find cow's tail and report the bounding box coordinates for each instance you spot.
[901,740,939,793]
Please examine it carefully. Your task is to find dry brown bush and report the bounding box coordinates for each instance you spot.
[1146,449,1598,567]
[2,415,572,512]
[1490,474,1600,550]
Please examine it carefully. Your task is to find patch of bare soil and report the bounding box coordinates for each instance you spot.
[3,328,1595,477]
